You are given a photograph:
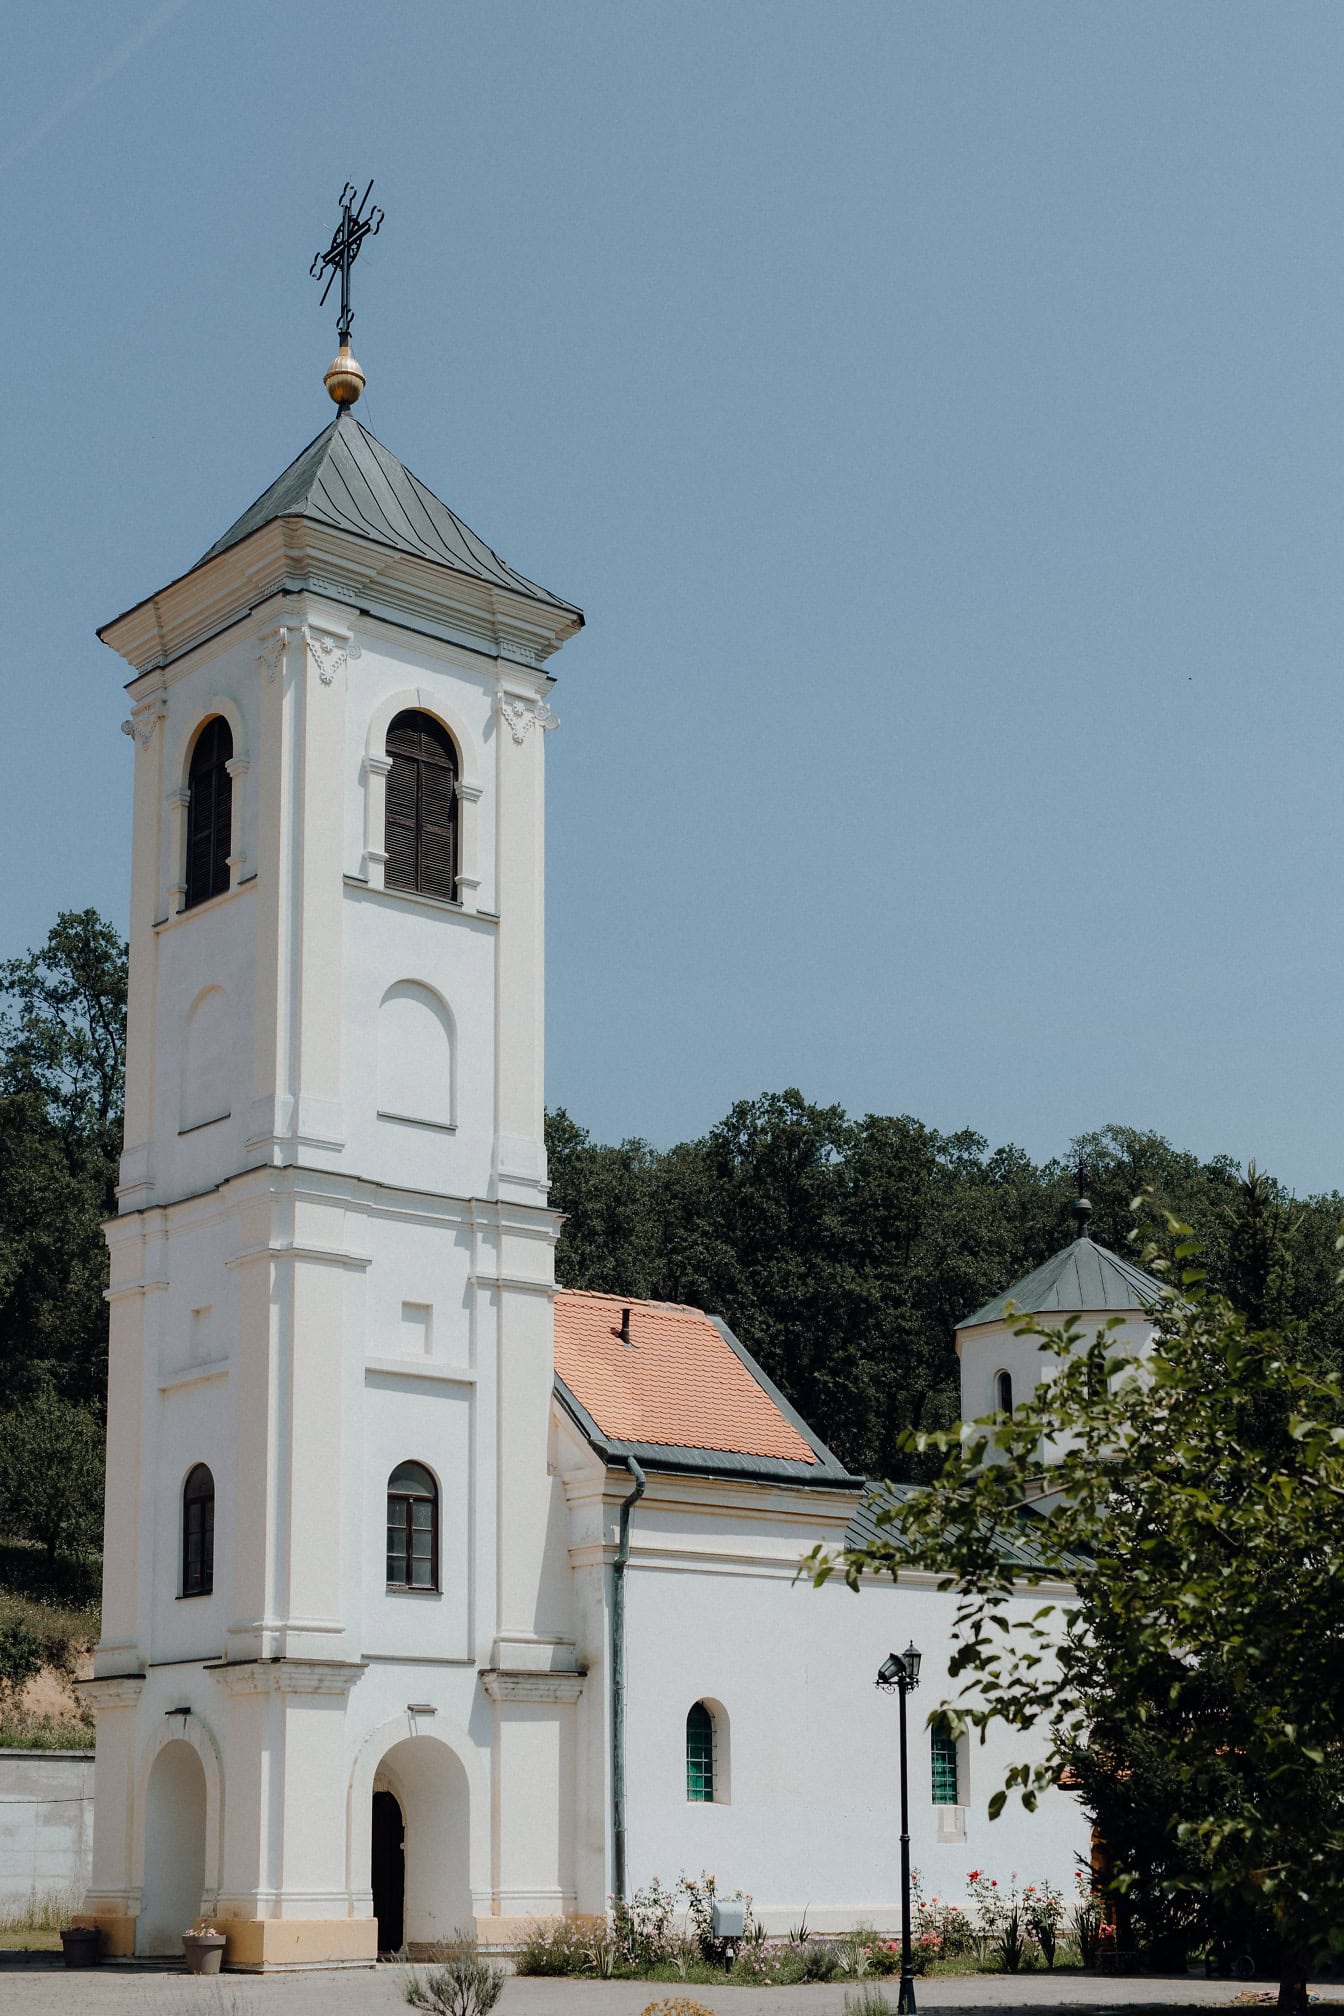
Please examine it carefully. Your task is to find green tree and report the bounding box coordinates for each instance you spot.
[0,1389,104,1570]
[809,1211,1344,2012]
[0,911,126,1407]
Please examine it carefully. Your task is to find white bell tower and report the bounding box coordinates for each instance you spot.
[82,336,585,1963]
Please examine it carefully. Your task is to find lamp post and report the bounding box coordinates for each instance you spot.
[876,1642,922,2016]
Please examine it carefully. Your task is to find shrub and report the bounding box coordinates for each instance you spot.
[0,1621,45,1707]
[1023,1880,1064,1967]
[512,1918,592,1977]
[613,1876,679,1969]
[403,1935,505,2016]
[996,1903,1028,1973]
[639,2001,715,2016]
[800,1940,840,1982]
[1071,1873,1102,1968]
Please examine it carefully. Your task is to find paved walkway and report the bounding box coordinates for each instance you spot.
[0,1968,1337,2016]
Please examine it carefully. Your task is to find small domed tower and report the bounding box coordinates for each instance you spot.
[955,1194,1164,1426]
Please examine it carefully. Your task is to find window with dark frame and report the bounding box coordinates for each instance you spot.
[931,1724,960,1804]
[185,718,233,909]
[385,711,459,903]
[996,1369,1014,1416]
[686,1701,714,1802]
[182,1464,215,1597]
[386,1461,438,1590]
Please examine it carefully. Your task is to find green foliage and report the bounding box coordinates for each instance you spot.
[549,1104,1344,1480]
[0,1621,44,1707]
[403,1935,506,2016]
[1022,1880,1064,1966]
[1069,1882,1102,1969]
[0,1391,103,1569]
[0,910,126,1409]
[813,1202,1344,2006]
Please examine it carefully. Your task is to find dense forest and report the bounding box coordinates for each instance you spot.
[2,910,1342,1516]
[546,1101,1344,1480]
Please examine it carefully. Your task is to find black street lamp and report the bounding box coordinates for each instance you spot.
[876,1642,922,2016]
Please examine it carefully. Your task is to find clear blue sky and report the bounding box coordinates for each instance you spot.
[3,2,1342,1194]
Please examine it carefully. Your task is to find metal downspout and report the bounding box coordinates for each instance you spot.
[611,1454,646,1905]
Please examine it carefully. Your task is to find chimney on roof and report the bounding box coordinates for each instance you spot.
[618,1306,632,1346]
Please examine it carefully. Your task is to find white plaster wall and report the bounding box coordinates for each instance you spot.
[359,1372,474,1662]
[958,1313,1155,1427]
[340,895,496,1196]
[621,1562,1088,1928]
[0,1752,94,1908]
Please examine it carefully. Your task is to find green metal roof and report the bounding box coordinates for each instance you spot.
[958,1236,1165,1331]
[198,407,582,618]
[845,1483,1080,1574]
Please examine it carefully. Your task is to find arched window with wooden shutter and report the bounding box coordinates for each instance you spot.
[185,718,233,909]
[385,711,459,902]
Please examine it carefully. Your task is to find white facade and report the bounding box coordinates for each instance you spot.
[82,408,1092,1968]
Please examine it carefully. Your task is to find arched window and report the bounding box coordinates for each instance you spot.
[181,1464,214,1597]
[931,1720,960,1804]
[686,1701,715,1803]
[996,1370,1014,1416]
[385,711,458,902]
[185,718,233,909]
[386,1461,438,1590]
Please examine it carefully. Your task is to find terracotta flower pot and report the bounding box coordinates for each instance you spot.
[60,1927,100,1969]
[183,1931,227,1974]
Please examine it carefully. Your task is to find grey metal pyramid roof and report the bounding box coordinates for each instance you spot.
[959,1237,1165,1331]
[198,408,581,617]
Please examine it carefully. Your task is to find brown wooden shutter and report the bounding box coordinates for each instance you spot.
[383,710,459,901]
[419,760,457,900]
[185,718,233,909]
[385,748,419,891]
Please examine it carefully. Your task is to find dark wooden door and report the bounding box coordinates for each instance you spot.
[371,1790,405,1953]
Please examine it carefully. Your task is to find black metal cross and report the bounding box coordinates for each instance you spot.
[310,181,384,344]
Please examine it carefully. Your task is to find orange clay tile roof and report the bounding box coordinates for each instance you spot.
[554,1291,817,1464]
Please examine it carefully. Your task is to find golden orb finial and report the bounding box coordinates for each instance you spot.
[324,341,366,407]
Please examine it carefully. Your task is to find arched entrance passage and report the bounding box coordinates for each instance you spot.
[138,1740,206,1955]
[371,1789,406,1953]
[372,1736,471,1947]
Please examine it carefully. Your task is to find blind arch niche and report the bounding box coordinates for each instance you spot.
[377,982,456,1131]
[180,986,231,1134]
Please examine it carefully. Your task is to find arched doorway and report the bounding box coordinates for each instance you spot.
[371,1789,405,1953]
[372,1736,471,1947]
[138,1739,206,1955]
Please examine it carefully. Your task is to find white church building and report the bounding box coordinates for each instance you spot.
[79,346,1150,1968]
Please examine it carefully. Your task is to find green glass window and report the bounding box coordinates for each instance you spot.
[686,1702,714,1802]
[931,1726,959,1804]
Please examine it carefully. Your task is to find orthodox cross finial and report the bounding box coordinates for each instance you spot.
[1071,1158,1093,1239]
[310,180,384,407]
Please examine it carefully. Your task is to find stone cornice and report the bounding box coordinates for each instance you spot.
[77,1673,146,1710]
[206,1658,366,1698]
[100,519,580,680]
[480,1670,585,1705]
